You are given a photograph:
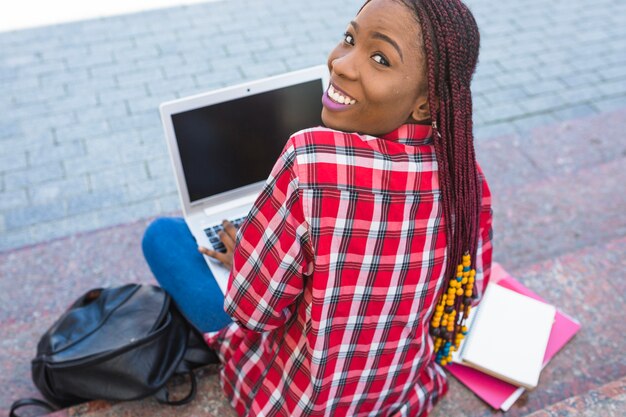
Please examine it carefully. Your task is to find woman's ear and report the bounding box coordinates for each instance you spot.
[410,94,437,123]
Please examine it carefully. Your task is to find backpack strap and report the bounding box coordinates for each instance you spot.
[154,370,197,406]
[9,398,57,417]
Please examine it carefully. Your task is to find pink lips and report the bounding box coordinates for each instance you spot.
[322,84,355,112]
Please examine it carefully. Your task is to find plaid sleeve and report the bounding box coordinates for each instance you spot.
[224,138,312,332]
[473,163,493,303]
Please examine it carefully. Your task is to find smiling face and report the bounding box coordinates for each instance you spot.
[321,0,430,136]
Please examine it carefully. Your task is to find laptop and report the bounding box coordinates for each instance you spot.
[159,65,329,294]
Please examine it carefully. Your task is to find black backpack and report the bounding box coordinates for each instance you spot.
[10,284,218,416]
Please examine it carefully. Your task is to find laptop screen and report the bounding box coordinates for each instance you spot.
[171,79,324,203]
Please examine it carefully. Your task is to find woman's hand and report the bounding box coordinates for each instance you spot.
[198,220,238,270]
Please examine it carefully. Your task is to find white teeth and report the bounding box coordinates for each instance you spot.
[328,84,356,105]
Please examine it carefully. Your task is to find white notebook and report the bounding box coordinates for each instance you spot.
[455,283,556,390]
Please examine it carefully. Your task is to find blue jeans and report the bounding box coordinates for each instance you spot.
[142,217,233,333]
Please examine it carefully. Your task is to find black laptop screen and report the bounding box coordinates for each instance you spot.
[172,79,324,203]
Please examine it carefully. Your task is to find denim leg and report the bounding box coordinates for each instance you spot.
[142,217,233,333]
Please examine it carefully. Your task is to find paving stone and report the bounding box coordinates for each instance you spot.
[11,84,67,106]
[0,120,22,139]
[65,76,118,96]
[116,68,165,87]
[28,176,90,205]
[89,163,149,191]
[513,113,559,133]
[4,201,67,230]
[0,189,28,211]
[28,140,85,165]
[481,86,529,105]
[98,85,149,105]
[3,163,65,191]
[559,72,604,89]
[55,121,110,143]
[552,104,599,122]
[107,113,158,131]
[145,76,197,97]
[156,193,182,214]
[126,176,177,202]
[75,104,129,124]
[476,102,528,123]
[0,152,28,172]
[1,129,55,154]
[593,96,626,113]
[65,51,116,71]
[66,187,130,217]
[518,94,565,114]
[63,152,123,176]
[119,139,168,164]
[113,46,161,63]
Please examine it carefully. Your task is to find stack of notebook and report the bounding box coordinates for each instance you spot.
[448,263,581,411]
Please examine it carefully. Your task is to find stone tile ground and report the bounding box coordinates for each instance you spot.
[1,0,626,251]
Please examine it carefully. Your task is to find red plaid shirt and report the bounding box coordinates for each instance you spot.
[205,124,493,417]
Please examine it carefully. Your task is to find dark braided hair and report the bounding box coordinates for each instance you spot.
[360,0,482,280]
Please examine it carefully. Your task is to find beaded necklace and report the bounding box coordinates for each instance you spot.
[430,252,476,366]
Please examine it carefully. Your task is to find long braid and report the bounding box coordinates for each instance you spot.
[394,0,483,363]
[358,0,483,363]
[415,0,481,277]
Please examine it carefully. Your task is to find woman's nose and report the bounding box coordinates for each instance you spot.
[330,51,358,80]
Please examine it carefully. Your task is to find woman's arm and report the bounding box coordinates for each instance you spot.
[224,139,313,332]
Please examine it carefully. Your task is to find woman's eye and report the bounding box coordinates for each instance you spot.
[343,32,354,45]
[372,54,390,66]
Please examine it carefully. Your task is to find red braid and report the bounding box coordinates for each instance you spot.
[357,0,483,366]
[399,0,482,280]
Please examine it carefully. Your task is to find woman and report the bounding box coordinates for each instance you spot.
[142,0,493,415]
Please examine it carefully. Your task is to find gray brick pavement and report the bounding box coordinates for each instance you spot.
[1,0,625,251]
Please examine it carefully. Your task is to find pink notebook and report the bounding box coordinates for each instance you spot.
[446,263,581,410]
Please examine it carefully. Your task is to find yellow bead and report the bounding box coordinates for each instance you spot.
[470,269,476,277]
[436,305,443,312]
[462,277,468,284]
[441,320,448,326]
[465,290,472,297]
[440,359,448,366]
[456,288,463,296]
[469,277,475,284]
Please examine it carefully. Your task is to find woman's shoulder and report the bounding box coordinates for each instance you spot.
[288,126,370,149]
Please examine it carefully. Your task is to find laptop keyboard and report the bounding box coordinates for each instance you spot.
[203,216,247,253]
